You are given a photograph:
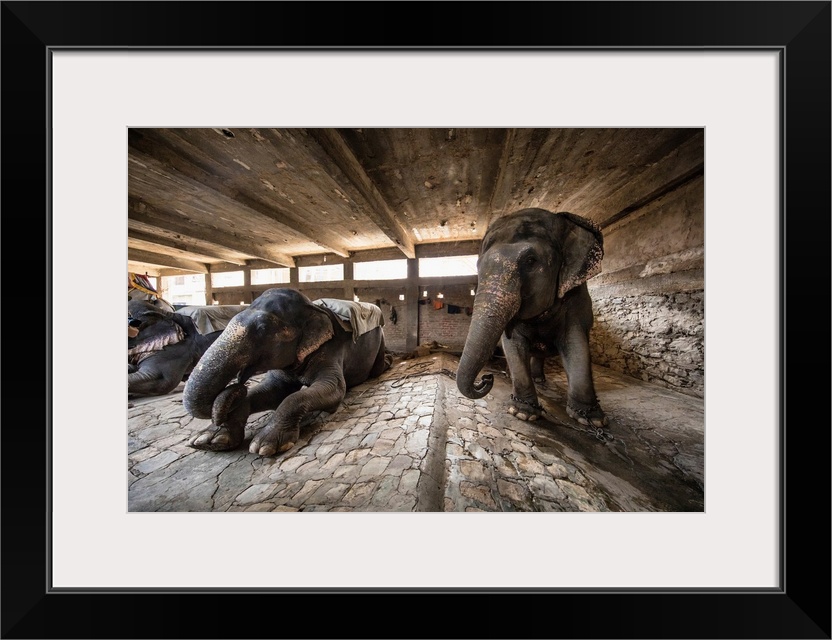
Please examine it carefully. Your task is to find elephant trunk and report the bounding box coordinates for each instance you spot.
[456,271,522,399]
[183,318,252,419]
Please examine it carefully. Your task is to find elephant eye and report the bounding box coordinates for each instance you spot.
[521,253,538,269]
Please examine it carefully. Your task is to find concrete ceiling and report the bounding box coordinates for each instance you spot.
[127,127,704,276]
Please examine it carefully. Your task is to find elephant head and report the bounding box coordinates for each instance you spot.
[128,299,184,353]
[128,298,173,328]
[182,288,335,421]
[456,208,604,399]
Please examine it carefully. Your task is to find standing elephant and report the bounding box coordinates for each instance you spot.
[456,208,608,428]
[128,299,223,396]
[183,288,392,457]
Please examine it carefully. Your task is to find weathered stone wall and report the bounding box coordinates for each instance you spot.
[590,291,704,396]
[587,175,704,398]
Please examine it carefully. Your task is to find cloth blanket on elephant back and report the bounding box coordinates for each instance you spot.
[312,298,384,342]
[176,305,248,334]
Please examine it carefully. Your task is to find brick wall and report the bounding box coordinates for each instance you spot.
[353,288,408,354]
[417,284,475,352]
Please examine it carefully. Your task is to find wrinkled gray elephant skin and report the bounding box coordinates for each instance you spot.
[128,300,223,397]
[456,208,608,428]
[183,288,392,457]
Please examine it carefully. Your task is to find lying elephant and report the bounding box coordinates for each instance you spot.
[456,208,608,428]
[128,299,223,397]
[183,288,393,456]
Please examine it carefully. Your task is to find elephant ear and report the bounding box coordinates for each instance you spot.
[128,300,169,327]
[556,212,604,298]
[296,306,335,364]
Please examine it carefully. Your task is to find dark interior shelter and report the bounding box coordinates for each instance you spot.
[127,127,704,512]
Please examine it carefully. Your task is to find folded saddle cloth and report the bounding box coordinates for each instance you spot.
[176,305,249,334]
[313,298,385,342]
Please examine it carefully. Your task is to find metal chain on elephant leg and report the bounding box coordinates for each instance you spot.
[564,400,615,442]
[529,395,616,444]
[509,394,545,420]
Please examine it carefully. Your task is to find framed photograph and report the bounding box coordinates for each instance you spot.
[4,2,829,638]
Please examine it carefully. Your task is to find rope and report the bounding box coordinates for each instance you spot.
[389,360,457,388]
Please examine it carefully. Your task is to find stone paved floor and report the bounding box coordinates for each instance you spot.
[128,353,704,512]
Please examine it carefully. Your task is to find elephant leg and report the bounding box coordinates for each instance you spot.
[501,335,541,422]
[189,372,301,451]
[249,372,347,457]
[369,340,392,378]
[558,325,608,428]
[128,360,188,396]
[530,351,546,385]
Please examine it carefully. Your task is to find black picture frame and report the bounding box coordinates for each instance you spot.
[3,2,829,638]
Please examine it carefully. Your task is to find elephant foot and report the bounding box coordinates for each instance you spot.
[189,424,244,451]
[508,395,542,421]
[249,424,301,457]
[566,400,609,429]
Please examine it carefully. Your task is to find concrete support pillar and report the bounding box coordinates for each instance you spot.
[405,258,419,352]
[343,262,355,301]
[204,269,213,305]
[243,266,252,303]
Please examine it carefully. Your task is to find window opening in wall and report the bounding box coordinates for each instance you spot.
[353,259,407,280]
[211,271,244,288]
[160,273,206,306]
[418,255,478,277]
[251,267,291,285]
[298,264,344,282]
